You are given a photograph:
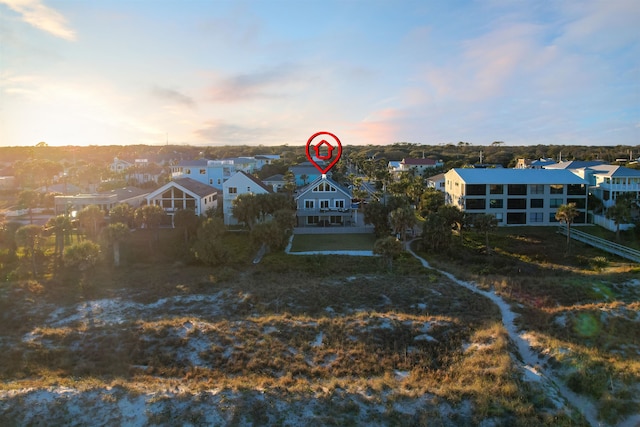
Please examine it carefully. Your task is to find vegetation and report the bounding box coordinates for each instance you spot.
[555,203,579,253]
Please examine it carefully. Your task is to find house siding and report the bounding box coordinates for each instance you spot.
[445,169,588,226]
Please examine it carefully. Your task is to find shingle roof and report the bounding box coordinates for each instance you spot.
[402,158,437,165]
[173,177,220,197]
[448,168,587,185]
[295,175,351,200]
[263,174,285,182]
[237,171,273,193]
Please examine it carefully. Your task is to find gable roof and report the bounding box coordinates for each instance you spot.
[224,171,273,193]
[295,175,351,200]
[544,160,606,170]
[584,164,640,177]
[447,168,587,185]
[172,177,220,197]
[426,173,445,182]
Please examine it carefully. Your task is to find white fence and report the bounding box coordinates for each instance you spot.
[592,214,635,232]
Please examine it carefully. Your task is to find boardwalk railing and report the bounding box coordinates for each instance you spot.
[557,227,640,263]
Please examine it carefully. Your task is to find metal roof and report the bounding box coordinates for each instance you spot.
[447,168,588,185]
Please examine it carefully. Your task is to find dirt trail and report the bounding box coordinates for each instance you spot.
[406,244,602,427]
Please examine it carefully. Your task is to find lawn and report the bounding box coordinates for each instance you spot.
[289,233,376,252]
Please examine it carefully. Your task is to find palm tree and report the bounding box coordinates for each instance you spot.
[373,236,403,270]
[46,215,72,271]
[473,214,498,254]
[605,195,633,241]
[77,205,105,240]
[555,203,579,252]
[103,222,129,267]
[389,206,416,247]
[16,224,42,277]
[173,208,199,244]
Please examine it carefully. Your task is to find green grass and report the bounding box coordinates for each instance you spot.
[289,233,376,252]
[578,224,640,250]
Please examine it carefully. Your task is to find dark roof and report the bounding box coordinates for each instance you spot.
[172,177,220,197]
[263,174,285,182]
[237,171,273,193]
[402,158,437,165]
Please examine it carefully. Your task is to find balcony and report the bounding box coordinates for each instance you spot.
[596,183,640,192]
[297,207,352,216]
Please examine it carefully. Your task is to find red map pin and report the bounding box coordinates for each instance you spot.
[305,131,342,175]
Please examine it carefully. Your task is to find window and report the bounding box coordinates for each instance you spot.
[313,182,336,192]
[550,198,563,208]
[550,184,563,194]
[305,200,315,209]
[217,179,221,185]
[507,212,526,224]
[228,187,237,194]
[489,199,503,209]
[530,184,544,195]
[567,184,585,195]
[307,216,319,224]
[568,198,586,209]
[466,199,486,210]
[330,215,343,224]
[489,184,503,194]
[320,200,330,209]
[507,198,526,209]
[549,213,559,222]
[466,184,486,196]
[335,200,345,208]
[209,179,213,185]
[200,169,206,174]
[185,169,191,174]
[508,184,527,195]
[530,199,544,208]
[530,212,544,223]
[247,187,251,192]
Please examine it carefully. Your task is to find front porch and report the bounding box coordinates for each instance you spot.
[294,208,373,234]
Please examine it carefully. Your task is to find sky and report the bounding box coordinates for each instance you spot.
[0,0,639,147]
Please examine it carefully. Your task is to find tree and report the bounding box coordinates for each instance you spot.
[192,217,228,266]
[421,212,452,252]
[64,241,101,272]
[251,221,286,251]
[135,204,165,244]
[77,205,105,240]
[103,222,129,267]
[605,197,633,241]
[232,194,260,230]
[473,214,498,254]
[46,215,72,269]
[283,170,296,195]
[438,205,465,242]
[373,236,403,271]
[173,208,199,244]
[273,209,297,234]
[300,173,309,186]
[389,206,416,246]
[15,224,42,277]
[418,188,445,217]
[17,190,39,224]
[555,203,579,251]
[363,200,390,237]
[109,204,134,228]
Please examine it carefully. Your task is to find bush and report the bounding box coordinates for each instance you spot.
[590,256,608,271]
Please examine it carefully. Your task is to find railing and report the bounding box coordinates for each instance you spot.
[296,207,352,215]
[557,226,640,263]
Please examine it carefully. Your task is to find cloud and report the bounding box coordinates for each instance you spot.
[151,86,196,108]
[194,120,283,145]
[207,63,306,103]
[0,0,76,40]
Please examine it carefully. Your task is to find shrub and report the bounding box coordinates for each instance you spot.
[590,256,608,271]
